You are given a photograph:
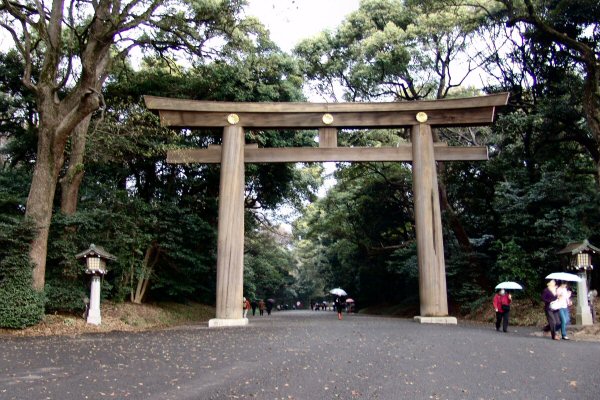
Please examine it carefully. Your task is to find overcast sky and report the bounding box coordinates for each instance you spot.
[245,0,360,52]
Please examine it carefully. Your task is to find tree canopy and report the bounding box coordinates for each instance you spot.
[1,0,600,326]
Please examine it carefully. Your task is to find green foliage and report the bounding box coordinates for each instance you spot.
[491,239,536,292]
[288,0,600,315]
[295,0,489,101]
[0,217,45,328]
[44,277,87,313]
[244,228,295,302]
[292,150,419,307]
[1,0,598,320]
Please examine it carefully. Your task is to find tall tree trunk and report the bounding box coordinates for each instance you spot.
[60,115,91,215]
[26,91,104,290]
[23,7,112,290]
[27,122,66,290]
[131,244,161,304]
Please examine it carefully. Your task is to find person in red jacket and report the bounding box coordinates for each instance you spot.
[243,297,251,319]
[493,289,512,332]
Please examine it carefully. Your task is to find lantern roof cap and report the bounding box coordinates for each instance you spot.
[556,239,600,255]
[75,244,117,261]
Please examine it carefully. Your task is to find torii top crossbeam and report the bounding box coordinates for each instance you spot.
[145,93,508,129]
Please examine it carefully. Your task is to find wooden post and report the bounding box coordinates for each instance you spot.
[319,127,338,148]
[209,125,248,327]
[411,123,454,323]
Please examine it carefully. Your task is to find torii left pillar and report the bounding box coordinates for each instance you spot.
[208,125,248,327]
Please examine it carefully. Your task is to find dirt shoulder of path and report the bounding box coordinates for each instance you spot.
[0,301,215,337]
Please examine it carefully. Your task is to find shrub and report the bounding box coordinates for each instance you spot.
[0,254,45,328]
[0,217,45,329]
[45,277,87,313]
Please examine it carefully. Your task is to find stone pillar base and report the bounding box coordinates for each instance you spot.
[576,310,593,326]
[414,316,457,325]
[87,275,102,325]
[208,318,249,328]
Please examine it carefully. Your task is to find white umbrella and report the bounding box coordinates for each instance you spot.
[545,272,581,282]
[495,281,523,290]
[329,288,347,296]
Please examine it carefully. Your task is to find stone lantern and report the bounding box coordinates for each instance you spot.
[75,244,116,325]
[557,240,599,326]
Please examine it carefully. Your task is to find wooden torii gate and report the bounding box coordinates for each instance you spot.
[145,93,508,327]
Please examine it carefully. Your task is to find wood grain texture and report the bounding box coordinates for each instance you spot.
[214,125,245,320]
[411,124,449,317]
[319,128,338,148]
[145,93,509,113]
[166,145,488,164]
[157,107,497,128]
[146,93,509,128]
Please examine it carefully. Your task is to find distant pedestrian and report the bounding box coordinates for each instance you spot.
[541,280,560,340]
[493,289,512,332]
[589,289,597,323]
[258,299,266,316]
[556,281,572,340]
[334,296,344,320]
[243,297,250,319]
[251,300,258,316]
[266,299,273,315]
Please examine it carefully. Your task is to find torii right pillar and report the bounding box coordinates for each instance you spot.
[411,117,457,324]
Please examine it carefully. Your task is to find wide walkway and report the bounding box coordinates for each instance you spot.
[1,310,599,399]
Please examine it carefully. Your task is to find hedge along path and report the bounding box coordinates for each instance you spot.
[145,93,509,327]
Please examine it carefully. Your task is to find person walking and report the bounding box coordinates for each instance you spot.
[243,297,251,319]
[556,281,572,340]
[266,299,273,315]
[493,289,512,332]
[334,296,344,320]
[541,280,560,340]
[589,289,597,323]
[258,299,266,316]
[251,299,258,316]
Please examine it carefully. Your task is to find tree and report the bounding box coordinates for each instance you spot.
[244,227,295,302]
[0,0,256,290]
[37,41,316,307]
[446,0,600,182]
[491,0,600,179]
[294,0,497,295]
[295,0,489,102]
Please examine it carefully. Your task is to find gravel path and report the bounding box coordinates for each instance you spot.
[1,310,599,399]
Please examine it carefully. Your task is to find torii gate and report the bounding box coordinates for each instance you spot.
[145,93,508,327]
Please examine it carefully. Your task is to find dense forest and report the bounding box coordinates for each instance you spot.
[0,0,599,328]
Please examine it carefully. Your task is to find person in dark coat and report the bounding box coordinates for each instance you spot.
[251,300,258,316]
[541,280,560,340]
[334,296,344,320]
[266,299,273,315]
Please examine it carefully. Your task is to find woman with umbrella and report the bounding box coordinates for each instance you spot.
[334,296,344,320]
[493,282,516,332]
[330,288,347,320]
[555,281,572,340]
